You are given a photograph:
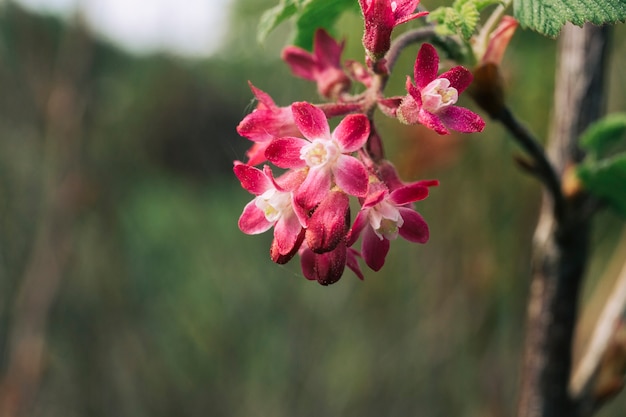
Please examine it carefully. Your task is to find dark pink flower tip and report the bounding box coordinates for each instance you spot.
[281,47,317,80]
[332,155,369,198]
[271,227,305,265]
[299,241,347,285]
[482,16,518,65]
[360,0,427,58]
[291,102,331,140]
[389,179,439,205]
[306,191,350,253]
[346,248,364,280]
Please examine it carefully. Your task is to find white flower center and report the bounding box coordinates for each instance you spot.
[255,189,292,223]
[421,78,458,113]
[300,138,341,168]
[368,200,404,240]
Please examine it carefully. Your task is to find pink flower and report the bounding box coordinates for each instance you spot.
[236,82,300,165]
[234,162,307,264]
[481,16,518,65]
[282,29,351,99]
[397,43,485,135]
[359,0,428,59]
[305,190,350,254]
[348,179,437,271]
[265,102,370,210]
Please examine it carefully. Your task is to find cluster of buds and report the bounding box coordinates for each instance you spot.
[234,0,485,285]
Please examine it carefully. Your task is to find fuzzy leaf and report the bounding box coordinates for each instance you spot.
[578,154,626,217]
[579,113,626,157]
[514,0,626,37]
[258,0,300,43]
[428,0,500,40]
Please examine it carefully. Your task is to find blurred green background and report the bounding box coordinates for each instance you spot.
[0,1,625,416]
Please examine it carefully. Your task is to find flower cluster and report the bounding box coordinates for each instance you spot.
[234,0,486,285]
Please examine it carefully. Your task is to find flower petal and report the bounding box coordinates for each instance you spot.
[414,43,439,89]
[438,66,473,94]
[332,155,369,197]
[238,200,273,235]
[281,46,317,80]
[438,106,485,133]
[271,227,305,264]
[397,207,429,243]
[313,243,347,285]
[313,28,344,68]
[291,102,331,140]
[346,248,364,280]
[233,163,271,195]
[274,211,305,255]
[347,210,368,247]
[296,166,332,210]
[245,142,270,166]
[248,81,277,110]
[265,137,309,168]
[418,108,449,135]
[389,182,430,205]
[362,226,389,271]
[332,114,370,152]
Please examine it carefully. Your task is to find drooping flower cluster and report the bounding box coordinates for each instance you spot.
[234,1,487,285]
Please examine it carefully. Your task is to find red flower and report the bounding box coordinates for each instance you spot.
[359,0,428,60]
[282,29,351,99]
[234,163,307,264]
[236,82,300,165]
[397,43,485,135]
[265,102,370,210]
[348,179,437,271]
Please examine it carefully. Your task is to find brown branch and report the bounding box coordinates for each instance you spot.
[516,23,611,417]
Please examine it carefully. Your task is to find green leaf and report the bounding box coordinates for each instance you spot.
[578,154,626,217]
[579,113,626,157]
[292,0,358,50]
[257,0,300,44]
[257,0,357,50]
[514,0,626,37]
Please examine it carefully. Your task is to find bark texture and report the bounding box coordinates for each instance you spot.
[516,23,611,417]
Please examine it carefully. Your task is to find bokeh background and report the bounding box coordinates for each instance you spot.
[0,1,625,416]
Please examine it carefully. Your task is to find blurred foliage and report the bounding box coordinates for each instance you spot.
[0,1,624,417]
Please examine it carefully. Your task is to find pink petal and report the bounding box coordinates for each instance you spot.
[306,191,349,253]
[393,0,420,19]
[291,102,330,140]
[333,114,370,152]
[313,28,344,68]
[295,166,332,210]
[438,106,485,133]
[362,181,388,208]
[281,46,317,80]
[347,210,369,247]
[245,142,269,166]
[248,81,277,110]
[362,226,389,271]
[346,248,364,280]
[332,155,369,197]
[265,137,309,168]
[271,227,305,264]
[268,166,307,193]
[438,66,473,94]
[414,43,439,89]
[397,207,429,243]
[238,201,273,235]
[377,97,403,118]
[274,211,305,255]
[233,163,271,195]
[418,108,449,135]
[389,182,429,205]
